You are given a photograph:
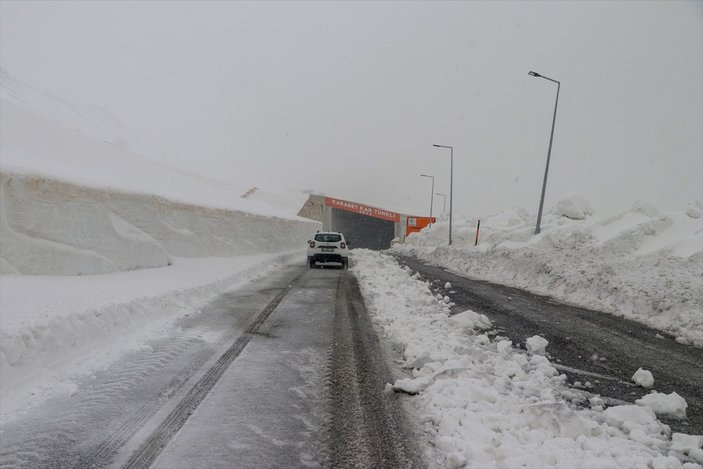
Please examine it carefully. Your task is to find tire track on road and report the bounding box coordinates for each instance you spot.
[0,329,208,469]
[329,272,421,468]
[121,271,305,469]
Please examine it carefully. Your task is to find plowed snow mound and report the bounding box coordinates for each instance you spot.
[1,173,317,275]
[395,195,703,346]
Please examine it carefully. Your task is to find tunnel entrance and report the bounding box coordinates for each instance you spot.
[297,195,432,250]
[331,209,396,250]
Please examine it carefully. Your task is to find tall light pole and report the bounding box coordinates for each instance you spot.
[435,193,447,213]
[433,144,453,245]
[420,174,434,226]
[528,70,560,235]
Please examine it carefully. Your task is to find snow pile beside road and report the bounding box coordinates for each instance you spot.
[352,250,701,469]
[0,252,303,423]
[0,73,319,275]
[1,173,316,275]
[395,194,703,346]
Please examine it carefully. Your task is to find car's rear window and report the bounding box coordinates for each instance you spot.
[314,233,342,242]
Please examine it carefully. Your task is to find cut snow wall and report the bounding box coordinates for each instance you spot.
[0,173,320,275]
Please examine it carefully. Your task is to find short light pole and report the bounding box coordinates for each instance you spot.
[420,174,434,226]
[435,192,447,213]
[528,70,560,235]
[433,144,453,245]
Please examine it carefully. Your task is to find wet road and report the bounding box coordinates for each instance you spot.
[395,254,703,435]
[0,264,419,468]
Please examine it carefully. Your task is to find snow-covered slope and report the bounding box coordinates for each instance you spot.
[394,194,703,346]
[0,70,319,275]
[0,172,317,275]
[0,70,308,219]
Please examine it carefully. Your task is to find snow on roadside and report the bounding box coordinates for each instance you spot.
[1,172,317,275]
[1,73,319,276]
[352,249,702,469]
[394,195,703,347]
[0,251,304,424]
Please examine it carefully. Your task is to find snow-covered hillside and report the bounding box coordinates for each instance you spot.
[394,195,703,346]
[0,70,318,275]
[0,173,316,275]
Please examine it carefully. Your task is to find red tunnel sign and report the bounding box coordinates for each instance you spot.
[325,197,401,222]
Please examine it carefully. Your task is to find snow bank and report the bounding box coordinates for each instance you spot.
[352,250,700,469]
[395,194,703,346]
[0,252,303,423]
[0,173,317,275]
[0,72,319,275]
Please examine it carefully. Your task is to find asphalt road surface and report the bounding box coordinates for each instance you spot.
[394,254,703,435]
[0,264,420,469]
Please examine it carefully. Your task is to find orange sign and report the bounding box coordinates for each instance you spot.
[406,216,436,236]
[325,197,401,222]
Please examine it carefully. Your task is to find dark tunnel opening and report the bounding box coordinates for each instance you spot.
[331,209,395,250]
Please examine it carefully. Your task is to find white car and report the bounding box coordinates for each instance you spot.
[307,231,350,269]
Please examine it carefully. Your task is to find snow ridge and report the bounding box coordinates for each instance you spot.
[394,195,703,346]
[1,173,317,275]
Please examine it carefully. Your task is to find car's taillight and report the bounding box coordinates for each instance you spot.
[309,241,315,248]
[340,242,346,249]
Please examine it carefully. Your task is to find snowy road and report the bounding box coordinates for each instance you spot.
[395,255,703,436]
[0,265,418,468]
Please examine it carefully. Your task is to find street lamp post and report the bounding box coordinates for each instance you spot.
[420,174,435,226]
[433,144,453,245]
[528,70,560,235]
[435,193,447,213]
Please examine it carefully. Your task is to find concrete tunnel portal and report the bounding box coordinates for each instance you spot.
[297,195,434,250]
[331,208,396,250]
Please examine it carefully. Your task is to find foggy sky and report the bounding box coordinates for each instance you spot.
[1,1,701,217]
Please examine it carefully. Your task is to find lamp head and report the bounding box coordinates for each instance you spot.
[528,71,541,77]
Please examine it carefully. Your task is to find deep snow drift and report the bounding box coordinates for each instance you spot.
[352,250,702,469]
[393,195,703,347]
[1,69,318,275]
[0,173,315,275]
